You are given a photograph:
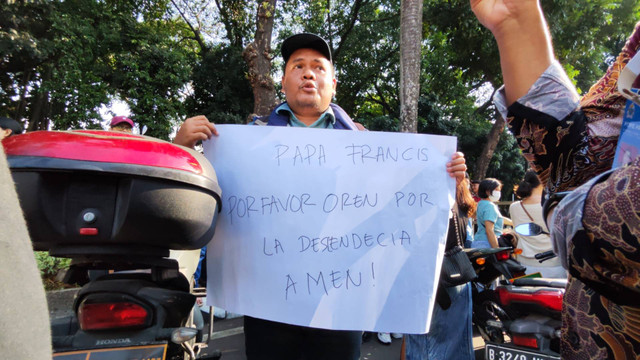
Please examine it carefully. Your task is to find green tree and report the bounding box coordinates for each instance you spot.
[172,0,256,124]
[185,45,253,124]
[1,0,197,139]
[421,0,639,186]
[543,0,640,93]
[273,0,401,118]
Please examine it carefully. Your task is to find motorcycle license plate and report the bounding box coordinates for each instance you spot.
[53,343,167,360]
[485,343,560,360]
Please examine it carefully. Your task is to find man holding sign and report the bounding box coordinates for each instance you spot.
[175,33,467,360]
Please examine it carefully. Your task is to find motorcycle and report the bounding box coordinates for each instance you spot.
[467,246,525,342]
[3,130,223,360]
[470,226,564,360]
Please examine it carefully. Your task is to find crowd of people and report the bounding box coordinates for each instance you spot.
[176,0,638,357]
[171,22,592,358]
[2,0,639,358]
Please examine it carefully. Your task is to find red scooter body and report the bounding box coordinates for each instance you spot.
[4,130,221,256]
[479,273,564,360]
[483,277,564,360]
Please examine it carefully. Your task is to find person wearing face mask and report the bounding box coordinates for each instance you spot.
[472,178,512,248]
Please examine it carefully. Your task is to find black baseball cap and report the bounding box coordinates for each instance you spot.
[281,33,332,65]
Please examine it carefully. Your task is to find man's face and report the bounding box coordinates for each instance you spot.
[281,48,336,120]
[471,183,479,194]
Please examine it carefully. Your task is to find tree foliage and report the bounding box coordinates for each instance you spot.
[543,0,640,93]
[185,45,253,124]
[417,0,638,191]
[1,0,197,139]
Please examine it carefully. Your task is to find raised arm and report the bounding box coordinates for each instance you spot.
[470,0,554,105]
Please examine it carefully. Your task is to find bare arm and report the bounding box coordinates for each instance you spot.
[485,220,499,248]
[470,0,554,105]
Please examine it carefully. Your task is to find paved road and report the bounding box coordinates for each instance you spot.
[200,313,486,360]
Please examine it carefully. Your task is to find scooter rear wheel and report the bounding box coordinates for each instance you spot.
[473,291,507,343]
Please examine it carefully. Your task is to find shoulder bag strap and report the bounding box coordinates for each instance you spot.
[451,205,463,248]
[520,201,535,222]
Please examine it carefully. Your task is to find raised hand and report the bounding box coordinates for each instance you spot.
[470,0,553,105]
[470,0,538,35]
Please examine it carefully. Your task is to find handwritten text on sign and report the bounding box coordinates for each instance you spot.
[204,125,456,334]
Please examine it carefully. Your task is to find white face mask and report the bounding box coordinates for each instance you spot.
[489,190,501,202]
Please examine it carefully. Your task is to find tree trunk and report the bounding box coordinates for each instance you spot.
[475,115,505,179]
[399,0,423,134]
[243,0,277,118]
[28,66,53,132]
[14,69,32,122]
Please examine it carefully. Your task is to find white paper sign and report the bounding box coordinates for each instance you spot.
[204,125,456,334]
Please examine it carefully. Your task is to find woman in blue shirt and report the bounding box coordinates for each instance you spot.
[473,178,511,248]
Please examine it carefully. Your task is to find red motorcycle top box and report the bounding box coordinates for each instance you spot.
[3,130,222,257]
